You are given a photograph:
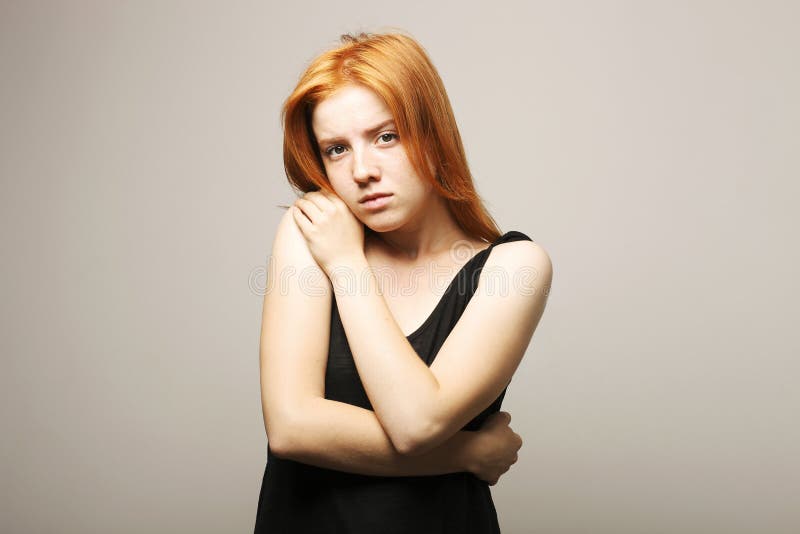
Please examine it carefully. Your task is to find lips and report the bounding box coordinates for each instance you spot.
[359,192,392,203]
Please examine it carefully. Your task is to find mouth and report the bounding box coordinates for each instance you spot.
[359,192,392,204]
[359,193,393,210]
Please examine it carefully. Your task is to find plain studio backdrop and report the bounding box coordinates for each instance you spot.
[1,1,797,533]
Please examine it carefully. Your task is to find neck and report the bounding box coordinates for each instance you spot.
[368,195,467,261]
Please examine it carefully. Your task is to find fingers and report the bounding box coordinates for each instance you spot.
[494,411,511,425]
[482,411,512,430]
[295,190,348,224]
[291,203,314,236]
[294,198,323,222]
[303,190,337,211]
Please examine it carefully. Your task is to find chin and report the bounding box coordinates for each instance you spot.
[362,214,407,233]
[364,222,399,233]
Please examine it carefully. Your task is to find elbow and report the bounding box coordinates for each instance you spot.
[393,435,421,456]
[265,411,302,458]
[265,423,293,458]
[265,397,326,458]
[267,430,293,458]
[393,418,440,457]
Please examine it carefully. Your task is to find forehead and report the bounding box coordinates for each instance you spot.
[311,84,393,136]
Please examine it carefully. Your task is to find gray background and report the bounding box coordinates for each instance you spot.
[2,1,798,533]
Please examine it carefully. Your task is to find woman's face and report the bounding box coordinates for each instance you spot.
[310,83,434,233]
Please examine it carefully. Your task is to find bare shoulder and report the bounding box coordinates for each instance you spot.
[481,238,553,296]
[273,207,312,261]
[269,208,331,298]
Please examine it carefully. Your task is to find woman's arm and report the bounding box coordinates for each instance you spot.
[260,208,478,477]
[273,398,521,485]
[269,396,480,477]
[328,243,551,456]
[291,190,552,457]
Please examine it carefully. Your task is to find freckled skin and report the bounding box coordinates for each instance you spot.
[311,83,436,236]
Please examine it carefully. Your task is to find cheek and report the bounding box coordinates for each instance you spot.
[324,171,347,196]
[411,172,434,197]
[326,179,359,210]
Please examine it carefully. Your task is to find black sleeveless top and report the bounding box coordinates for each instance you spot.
[254,231,533,533]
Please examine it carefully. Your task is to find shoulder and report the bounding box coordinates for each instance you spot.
[273,206,306,253]
[480,237,553,297]
[490,238,551,270]
[272,207,318,266]
[269,207,331,295]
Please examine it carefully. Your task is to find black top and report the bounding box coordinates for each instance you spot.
[254,230,533,533]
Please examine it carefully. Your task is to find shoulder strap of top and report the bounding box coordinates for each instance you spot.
[489,230,533,248]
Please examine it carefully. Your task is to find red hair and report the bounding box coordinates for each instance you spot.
[281,30,502,243]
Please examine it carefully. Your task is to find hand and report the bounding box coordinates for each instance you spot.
[466,411,523,486]
[292,189,365,274]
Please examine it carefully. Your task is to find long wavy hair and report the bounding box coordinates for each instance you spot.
[281,30,501,243]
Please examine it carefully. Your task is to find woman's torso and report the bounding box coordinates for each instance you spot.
[255,230,534,534]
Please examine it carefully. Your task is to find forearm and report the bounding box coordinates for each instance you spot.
[274,396,475,477]
[329,257,439,450]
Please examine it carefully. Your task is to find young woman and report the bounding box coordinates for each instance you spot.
[255,31,552,533]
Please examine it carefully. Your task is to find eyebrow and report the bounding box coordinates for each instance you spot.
[316,119,396,146]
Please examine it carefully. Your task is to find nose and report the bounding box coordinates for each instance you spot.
[352,147,379,184]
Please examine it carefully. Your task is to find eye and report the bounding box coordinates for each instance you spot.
[378,132,398,144]
[325,145,346,158]
[323,133,398,160]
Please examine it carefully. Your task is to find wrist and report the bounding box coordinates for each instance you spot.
[326,255,370,291]
[451,431,480,474]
